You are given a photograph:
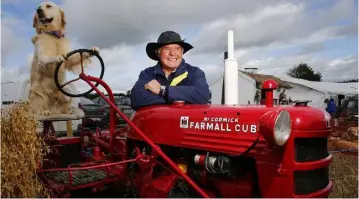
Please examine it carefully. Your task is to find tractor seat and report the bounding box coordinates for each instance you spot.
[35,107,85,121]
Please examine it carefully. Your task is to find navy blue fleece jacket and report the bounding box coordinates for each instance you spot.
[130,59,210,110]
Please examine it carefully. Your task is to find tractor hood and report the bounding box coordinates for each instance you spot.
[125,103,330,155]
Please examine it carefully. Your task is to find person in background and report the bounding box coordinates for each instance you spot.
[323,98,329,110]
[130,31,210,110]
[326,99,337,115]
[326,98,337,126]
[288,97,292,104]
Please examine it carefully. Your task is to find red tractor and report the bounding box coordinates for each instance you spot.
[36,49,333,198]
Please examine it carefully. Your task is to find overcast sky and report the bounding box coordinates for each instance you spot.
[1,0,358,93]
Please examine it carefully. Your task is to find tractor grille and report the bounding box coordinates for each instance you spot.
[294,137,330,195]
[295,137,329,162]
[294,167,329,195]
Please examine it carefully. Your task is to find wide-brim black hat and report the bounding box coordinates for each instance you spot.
[146,31,193,61]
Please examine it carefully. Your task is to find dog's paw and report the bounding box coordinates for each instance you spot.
[91,46,100,55]
[31,36,38,44]
[56,54,67,62]
[42,110,51,116]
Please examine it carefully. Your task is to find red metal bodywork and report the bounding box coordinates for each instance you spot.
[38,72,210,198]
[262,79,278,107]
[38,60,333,198]
[125,104,333,197]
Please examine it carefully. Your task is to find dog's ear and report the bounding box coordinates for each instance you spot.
[33,13,38,28]
[60,9,66,27]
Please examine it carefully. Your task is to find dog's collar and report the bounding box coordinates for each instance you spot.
[39,30,65,39]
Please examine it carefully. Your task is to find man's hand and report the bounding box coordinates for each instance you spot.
[145,80,161,95]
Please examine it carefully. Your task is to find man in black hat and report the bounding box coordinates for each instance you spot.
[130,31,210,110]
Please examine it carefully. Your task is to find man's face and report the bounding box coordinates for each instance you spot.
[158,44,184,70]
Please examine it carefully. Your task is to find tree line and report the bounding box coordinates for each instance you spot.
[335,79,358,83]
[287,63,322,81]
[287,63,357,83]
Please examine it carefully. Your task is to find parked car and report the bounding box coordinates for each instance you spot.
[339,96,358,119]
[78,97,105,128]
[93,95,134,127]
[79,97,105,117]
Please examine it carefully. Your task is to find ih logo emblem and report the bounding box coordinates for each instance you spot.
[180,116,189,128]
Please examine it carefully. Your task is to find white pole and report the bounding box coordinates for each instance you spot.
[224,30,239,105]
[227,30,234,59]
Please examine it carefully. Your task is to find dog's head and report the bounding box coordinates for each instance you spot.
[33,1,66,33]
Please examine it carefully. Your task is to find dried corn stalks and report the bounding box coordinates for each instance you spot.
[1,102,48,198]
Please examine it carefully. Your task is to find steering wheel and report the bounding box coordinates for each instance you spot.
[54,49,105,97]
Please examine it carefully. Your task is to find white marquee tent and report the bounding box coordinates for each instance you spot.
[276,76,358,109]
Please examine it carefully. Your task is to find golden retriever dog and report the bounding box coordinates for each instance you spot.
[29,1,99,117]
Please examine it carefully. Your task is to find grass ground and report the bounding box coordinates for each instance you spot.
[328,118,358,198]
[329,151,358,198]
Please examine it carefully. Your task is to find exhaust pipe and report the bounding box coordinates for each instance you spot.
[224,30,239,105]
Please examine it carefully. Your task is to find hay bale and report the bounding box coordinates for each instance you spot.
[1,102,48,198]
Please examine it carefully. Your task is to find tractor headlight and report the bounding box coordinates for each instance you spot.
[259,109,292,146]
[273,110,291,146]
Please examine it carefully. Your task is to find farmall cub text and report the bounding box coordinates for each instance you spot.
[36,44,333,197]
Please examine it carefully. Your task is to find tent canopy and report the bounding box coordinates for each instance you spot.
[278,76,358,95]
